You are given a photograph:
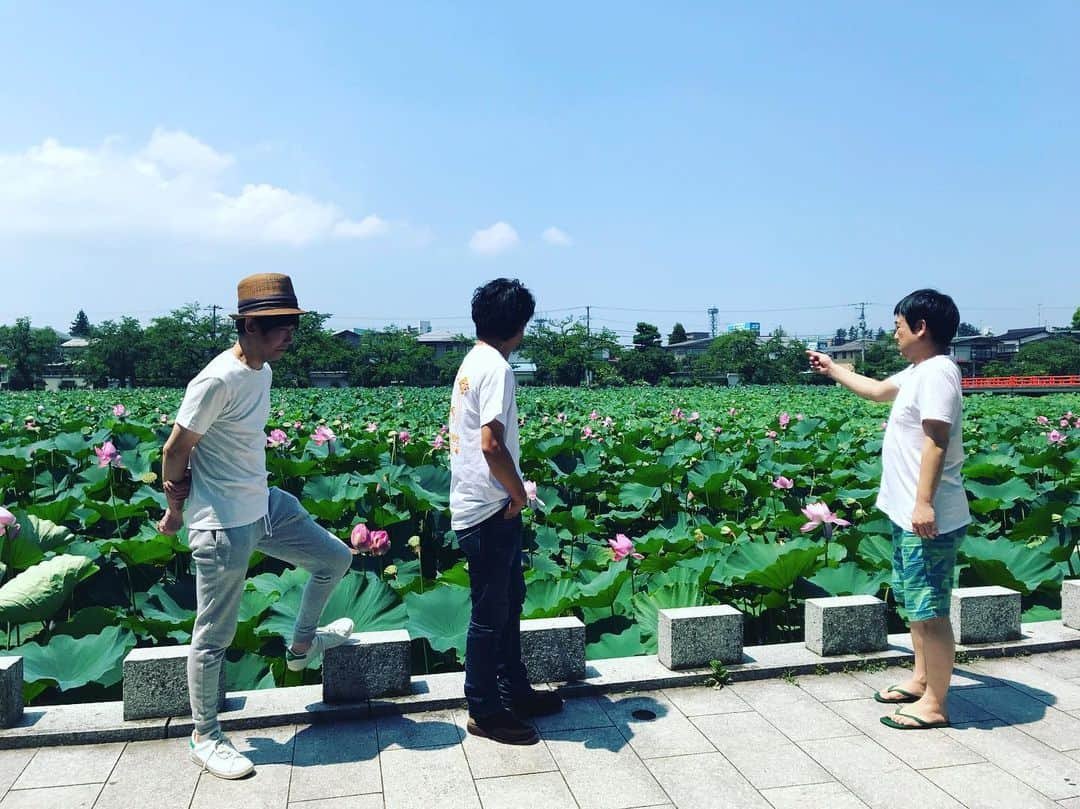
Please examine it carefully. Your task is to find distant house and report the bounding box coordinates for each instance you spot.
[333,329,363,348]
[0,364,9,390]
[663,336,714,360]
[951,326,1069,377]
[508,351,537,384]
[43,335,91,390]
[416,329,470,359]
[824,339,871,367]
[310,370,349,388]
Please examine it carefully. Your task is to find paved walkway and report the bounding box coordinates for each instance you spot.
[2,649,1080,809]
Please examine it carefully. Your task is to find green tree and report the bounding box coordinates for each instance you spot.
[988,337,1080,376]
[346,328,438,387]
[668,322,687,345]
[137,304,232,386]
[1072,307,1080,330]
[270,312,355,387]
[69,310,92,338]
[694,330,761,382]
[0,318,61,389]
[833,328,847,346]
[618,346,676,384]
[856,335,908,379]
[957,322,980,337]
[632,322,662,350]
[753,333,812,384]
[521,318,620,386]
[78,317,144,388]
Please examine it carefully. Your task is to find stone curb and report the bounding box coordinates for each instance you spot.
[2,620,1077,750]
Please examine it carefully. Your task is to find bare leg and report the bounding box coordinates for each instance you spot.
[889,617,953,725]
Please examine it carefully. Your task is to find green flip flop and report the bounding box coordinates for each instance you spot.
[873,685,920,704]
[879,709,950,730]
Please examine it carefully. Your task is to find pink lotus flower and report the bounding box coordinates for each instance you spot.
[773,476,794,490]
[366,422,378,432]
[672,407,685,421]
[714,426,723,434]
[1075,419,1080,429]
[312,425,336,446]
[398,430,411,445]
[0,507,18,539]
[1036,416,1049,425]
[439,424,448,435]
[1061,419,1070,428]
[159,414,168,424]
[350,523,371,550]
[728,408,737,416]
[277,409,285,417]
[1047,430,1066,446]
[766,430,778,440]
[778,412,790,429]
[95,440,122,468]
[524,480,546,508]
[796,413,805,421]
[582,426,594,439]
[688,411,700,422]
[800,502,851,533]
[432,434,445,450]
[112,404,126,418]
[267,429,289,448]
[368,530,390,556]
[608,533,644,562]
[602,416,613,428]
[589,410,599,421]
[694,431,703,442]
[294,421,303,429]
[557,413,567,422]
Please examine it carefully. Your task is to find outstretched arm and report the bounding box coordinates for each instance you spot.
[806,350,899,403]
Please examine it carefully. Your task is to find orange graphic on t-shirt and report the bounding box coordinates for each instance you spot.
[449,432,461,454]
[458,377,470,394]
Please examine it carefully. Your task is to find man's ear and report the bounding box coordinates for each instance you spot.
[243,318,259,335]
[912,319,930,339]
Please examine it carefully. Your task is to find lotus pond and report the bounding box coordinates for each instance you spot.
[0,386,1077,706]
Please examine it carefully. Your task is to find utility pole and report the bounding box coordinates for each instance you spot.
[708,307,718,338]
[853,301,870,365]
[209,304,221,343]
[585,305,592,386]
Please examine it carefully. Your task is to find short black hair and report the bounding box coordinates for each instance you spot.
[236,314,301,336]
[471,278,535,341]
[894,289,960,349]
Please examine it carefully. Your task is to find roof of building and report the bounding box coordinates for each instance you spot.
[61,337,90,348]
[996,327,1053,341]
[416,330,468,344]
[664,337,714,349]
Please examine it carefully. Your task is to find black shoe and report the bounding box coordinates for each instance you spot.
[508,689,564,719]
[466,709,540,745]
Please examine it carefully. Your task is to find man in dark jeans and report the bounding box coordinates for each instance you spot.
[448,278,563,744]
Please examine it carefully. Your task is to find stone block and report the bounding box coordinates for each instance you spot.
[950,586,1021,644]
[0,656,23,728]
[323,630,411,703]
[805,595,887,656]
[1063,579,1080,631]
[658,605,743,669]
[521,617,586,683]
[122,645,225,721]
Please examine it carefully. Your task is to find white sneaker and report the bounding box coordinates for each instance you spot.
[285,617,355,671]
[190,731,255,780]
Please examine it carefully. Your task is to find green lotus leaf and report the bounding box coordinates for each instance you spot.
[404,584,472,661]
[959,536,1061,595]
[13,626,135,691]
[259,570,407,642]
[0,554,98,624]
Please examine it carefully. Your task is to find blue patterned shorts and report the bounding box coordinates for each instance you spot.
[890,522,966,623]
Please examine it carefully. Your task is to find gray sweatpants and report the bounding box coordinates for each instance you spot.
[187,486,353,736]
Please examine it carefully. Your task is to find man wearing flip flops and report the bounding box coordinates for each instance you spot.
[158,273,356,778]
[808,289,971,731]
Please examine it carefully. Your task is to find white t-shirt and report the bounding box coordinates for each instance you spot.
[176,349,272,530]
[876,354,971,534]
[448,343,521,530]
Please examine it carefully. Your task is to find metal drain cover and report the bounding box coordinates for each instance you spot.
[631,709,657,721]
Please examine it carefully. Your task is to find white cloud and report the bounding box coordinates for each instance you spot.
[542,226,572,246]
[469,221,519,255]
[0,130,392,247]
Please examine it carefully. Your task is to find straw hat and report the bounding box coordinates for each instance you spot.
[229,273,307,319]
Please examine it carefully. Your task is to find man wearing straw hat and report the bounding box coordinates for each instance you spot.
[159,273,355,779]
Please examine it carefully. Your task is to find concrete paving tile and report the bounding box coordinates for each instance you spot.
[189,761,291,809]
[1025,650,1080,681]
[472,771,578,809]
[285,797,383,809]
[543,726,669,809]
[760,781,870,809]
[449,710,557,779]
[826,699,984,770]
[954,686,1080,752]
[728,680,859,741]
[598,692,715,758]
[0,750,34,794]
[945,722,1080,800]
[922,761,1060,808]
[0,783,102,808]
[368,671,466,717]
[848,664,1000,694]
[94,738,200,809]
[799,735,963,809]
[229,725,297,765]
[691,712,833,790]
[380,744,480,809]
[1070,749,1080,764]
[375,710,460,751]
[969,658,1080,710]
[1059,799,1080,808]
[12,742,124,789]
[660,685,752,716]
[532,695,613,734]
[794,672,872,703]
[0,701,165,748]
[288,721,382,803]
[646,752,771,809]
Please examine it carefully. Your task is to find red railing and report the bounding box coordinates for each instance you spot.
[962,375,1080,389]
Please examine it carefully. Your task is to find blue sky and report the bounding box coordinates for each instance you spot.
[1,2,1077,342]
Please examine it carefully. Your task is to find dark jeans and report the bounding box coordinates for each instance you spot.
[458,506,530,718]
